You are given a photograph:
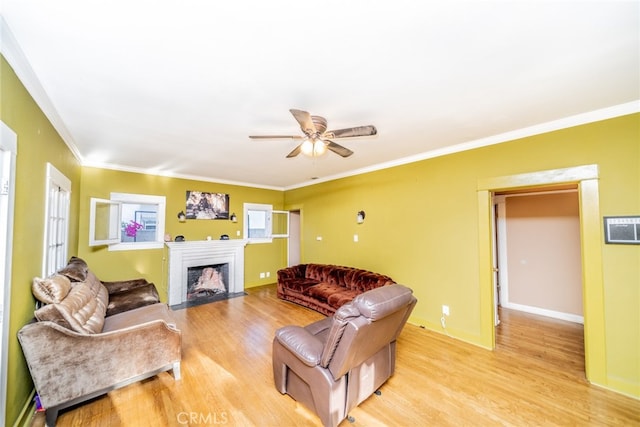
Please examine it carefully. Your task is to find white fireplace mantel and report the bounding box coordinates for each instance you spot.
[165,239,248,306]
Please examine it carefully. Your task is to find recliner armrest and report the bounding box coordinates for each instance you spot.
[275,325,323,367]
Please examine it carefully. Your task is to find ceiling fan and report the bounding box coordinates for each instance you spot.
[249,109,377,158]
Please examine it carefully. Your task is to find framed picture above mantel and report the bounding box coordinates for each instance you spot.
[185,191,230,220]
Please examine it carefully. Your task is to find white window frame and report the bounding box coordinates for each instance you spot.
[272,210,290,238]
[89,192,166,251]
[0,121,17,427]
[42,163,71,277]
[89,197,121,246]
[243,203,289,243]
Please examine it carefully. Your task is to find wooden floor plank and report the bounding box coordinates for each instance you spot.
[30,284,640,426]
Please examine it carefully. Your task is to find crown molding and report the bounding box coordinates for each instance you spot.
[0,16,83,162]
[81,161,285,192]
[285,101,640,190]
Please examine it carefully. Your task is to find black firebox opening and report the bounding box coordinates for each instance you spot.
[187,263,229,300]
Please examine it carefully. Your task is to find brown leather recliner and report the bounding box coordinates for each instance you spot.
[272,284,417,427]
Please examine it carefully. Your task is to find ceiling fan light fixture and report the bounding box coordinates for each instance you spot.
[312,139,327,156]
[300,138,314,156]
[300,137,327,157]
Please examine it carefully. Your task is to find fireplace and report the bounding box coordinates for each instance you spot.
[165,240,248,307]
[187,263,229,300]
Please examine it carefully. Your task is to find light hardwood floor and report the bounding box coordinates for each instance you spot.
[32,284,639,426]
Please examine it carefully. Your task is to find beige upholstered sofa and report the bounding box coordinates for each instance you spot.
[18,257,182,426]
[273,284,417,427]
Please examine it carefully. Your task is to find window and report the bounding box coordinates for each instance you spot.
[43,163,71,276]
[89,193,166,251]
[272,210,289,238]
[243,203,289,243]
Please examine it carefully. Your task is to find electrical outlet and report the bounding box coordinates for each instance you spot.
[259,272,265,279]
[236,230,240,237]
[353,234,359,242]
[442,305,450,316]
[266,272,270,278]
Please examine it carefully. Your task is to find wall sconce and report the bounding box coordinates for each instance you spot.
[230,213,237,223]
[356,210,366,224]
[177,211,186,222]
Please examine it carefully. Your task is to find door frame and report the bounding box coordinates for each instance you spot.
[477,164,606,386]
[492,196,505,326]
[0,121,17,427]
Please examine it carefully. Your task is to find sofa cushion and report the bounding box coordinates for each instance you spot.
[32,274,72,304]
[344,270,394,292]
[305,264,335,282]
[325,266,351,287]
[106,283,160,317]
[34,280,109,334]
[305,283,346,303]
[84,270,110,313]
[280,277,319,293]
[102,302,177,332]
[327,289,359,309]
[57,256,89,282]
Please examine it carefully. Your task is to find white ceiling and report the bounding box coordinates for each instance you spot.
[1,1,638,189]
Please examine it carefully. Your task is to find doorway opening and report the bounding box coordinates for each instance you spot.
[477,164,606,386]
[493,186,585,376]
[494,186,583,324]
[288,209,301,266]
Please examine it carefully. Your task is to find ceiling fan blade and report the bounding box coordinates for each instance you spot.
[326,125,377,139]
[249,135,304,140]
[289,109,317,135]
[286,144,302,158]
[326,140,354,158]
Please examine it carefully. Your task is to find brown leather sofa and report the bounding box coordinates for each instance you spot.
[17,257,182,426]
[272,284,417,427]
[277,263,396,316]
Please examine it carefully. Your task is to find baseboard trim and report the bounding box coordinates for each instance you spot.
[12,389,36,427]
[501,302,584,324]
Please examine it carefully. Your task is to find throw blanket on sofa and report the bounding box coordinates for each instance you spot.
[277,263,396,316]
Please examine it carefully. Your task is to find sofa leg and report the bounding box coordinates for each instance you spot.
[45,407,58,427]
[172,362,181,380]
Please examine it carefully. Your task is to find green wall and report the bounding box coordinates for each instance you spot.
[285,113,639,398]
[1,56,82,425]
[76,167,287,297]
